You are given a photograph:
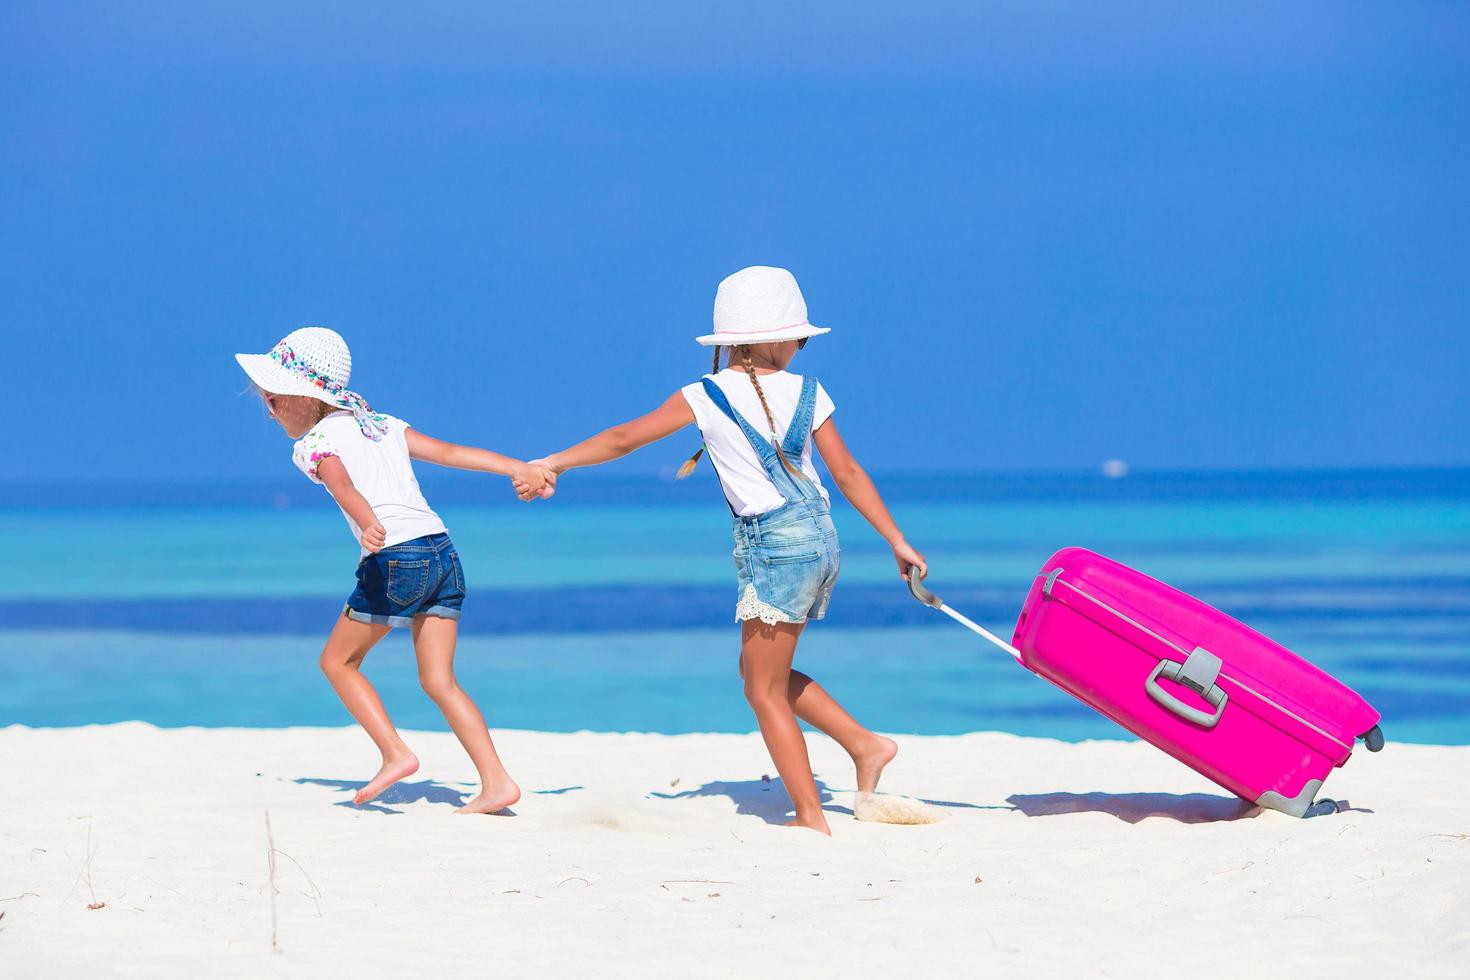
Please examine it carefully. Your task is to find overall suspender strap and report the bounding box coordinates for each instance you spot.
[700,377,776,464]
[781,376,819,459]
[699,377,765,514]
[699,375,821,508]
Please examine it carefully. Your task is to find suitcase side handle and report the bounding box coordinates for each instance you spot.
[1146,660,1229,729]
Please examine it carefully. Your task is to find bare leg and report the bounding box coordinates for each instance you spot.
[738,643,898,795]
[318,614,419,804]
[411,616,520,815]
[739,618,830,835]
[786,671,898,794]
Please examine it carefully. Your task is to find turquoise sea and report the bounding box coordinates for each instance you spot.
[2,469,1467,744]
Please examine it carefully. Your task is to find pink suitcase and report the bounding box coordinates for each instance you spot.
[909,547,1384,816]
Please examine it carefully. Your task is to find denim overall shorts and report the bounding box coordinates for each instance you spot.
[700,376,840,625]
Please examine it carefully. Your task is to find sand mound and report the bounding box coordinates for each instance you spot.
[853,791,943,824]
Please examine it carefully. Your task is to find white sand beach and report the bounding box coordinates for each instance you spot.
[2,723,1466,978]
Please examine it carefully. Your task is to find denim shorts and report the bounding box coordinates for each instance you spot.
[732,499,841,625]
[345,533,465,628]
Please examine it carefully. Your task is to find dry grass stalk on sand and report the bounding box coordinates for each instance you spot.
[264,809,323,955]
[84,825,104,911]
[265,810,280,953]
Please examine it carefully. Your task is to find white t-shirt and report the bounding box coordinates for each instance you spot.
[292,411,447,553]
[680,369,836,517]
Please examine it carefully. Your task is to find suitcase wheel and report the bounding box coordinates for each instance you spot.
[1305,799,1350,818]
[1360,725,1385,753]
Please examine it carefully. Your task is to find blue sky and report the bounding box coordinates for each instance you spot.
[3,2,1467,483]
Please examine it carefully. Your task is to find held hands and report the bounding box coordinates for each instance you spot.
[891,538,927,580]
[510,460,557,502]
[360,522,387,553]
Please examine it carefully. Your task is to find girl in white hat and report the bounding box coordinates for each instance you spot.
[526,267,927,835]
[236,327,551,813]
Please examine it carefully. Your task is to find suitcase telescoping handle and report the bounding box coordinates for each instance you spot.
[907,566,1024,662]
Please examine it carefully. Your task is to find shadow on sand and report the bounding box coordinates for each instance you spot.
[650,778,1002,824]
[1005,791,1258,824]
[649,777,835,825]
[295,777,583,815]
[295,777,469,814]
[909,795,1007,812]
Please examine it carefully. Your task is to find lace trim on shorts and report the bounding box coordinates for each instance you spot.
[735,584,801,625]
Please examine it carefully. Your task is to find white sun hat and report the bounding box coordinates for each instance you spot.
[695,266,832,347]
[234,327,389,440]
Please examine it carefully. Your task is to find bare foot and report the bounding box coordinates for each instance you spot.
[353,753,419,805]
[853,735,898,794]
[787,815,832,836]
[456,778,521,814]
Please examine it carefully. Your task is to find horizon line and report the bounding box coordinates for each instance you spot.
[4,462,1470,491]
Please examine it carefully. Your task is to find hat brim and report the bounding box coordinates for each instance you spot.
[234,352,343,407]
[695,324,831,347]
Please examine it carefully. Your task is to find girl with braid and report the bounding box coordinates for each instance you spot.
[523,266,928,835]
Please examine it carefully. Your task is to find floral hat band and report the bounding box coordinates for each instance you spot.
[234,327,389,441]
[268,341,388,441]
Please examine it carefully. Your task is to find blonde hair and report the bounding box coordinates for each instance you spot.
[676,344,805,481]
[675,346,723,478]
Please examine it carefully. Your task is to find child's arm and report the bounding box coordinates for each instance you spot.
[540,393,695,476]
[404,429,549,495]
[812,420,927,580]
[316,457,388,553]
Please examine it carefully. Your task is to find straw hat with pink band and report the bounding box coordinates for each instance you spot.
[695,266,832,347]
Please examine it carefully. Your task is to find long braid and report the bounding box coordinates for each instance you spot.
[675,346,723,479]
[739,346,805,480]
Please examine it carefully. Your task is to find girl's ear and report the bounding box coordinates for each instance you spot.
[250,385,276,419]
